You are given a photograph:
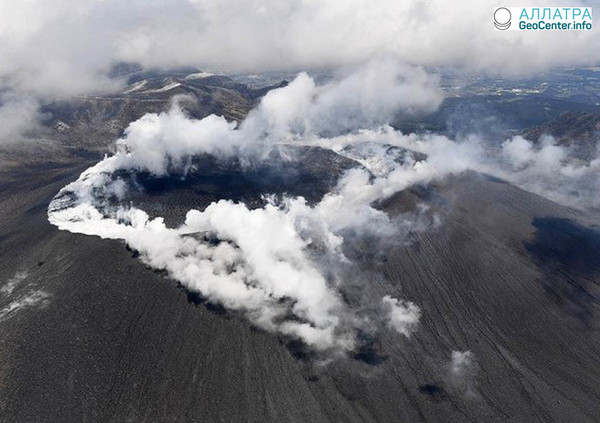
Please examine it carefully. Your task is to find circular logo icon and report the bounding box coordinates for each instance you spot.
[494,7,511,30]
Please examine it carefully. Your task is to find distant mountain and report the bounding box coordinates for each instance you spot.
[522,112,600,160]
[39,70,286,155]
[393,95,600,139]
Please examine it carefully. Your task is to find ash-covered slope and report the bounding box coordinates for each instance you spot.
[0,68,286,171]
[1,153,600,422]
[119,145,359,227]
[0,70,287,177]
[522,111,600,160]
[42,71,285,152]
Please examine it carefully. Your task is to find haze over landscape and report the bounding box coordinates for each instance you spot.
[1,1,600,422]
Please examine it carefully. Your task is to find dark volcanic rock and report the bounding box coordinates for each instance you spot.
[1,155,600,422]
[119,145,360,227]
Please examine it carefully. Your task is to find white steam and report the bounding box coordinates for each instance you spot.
[48,61,600,354]
[382,295,421,337]
[447,350,477,397]
[0,94,44,144]
[48,158,430,351]
[449,351,474,376]
[243,57,442,139]
[48,63,447,352]
[0,291,51,322]
[1,270,50,322]
[320,126,600,212]
[0,271,28,296]
[501,135,600,210]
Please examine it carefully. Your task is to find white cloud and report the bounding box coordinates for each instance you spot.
[322,126,600,212]
[0,0,597,99]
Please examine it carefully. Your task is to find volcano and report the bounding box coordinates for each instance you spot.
[2,67,600,422]
[2,143,600,422]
